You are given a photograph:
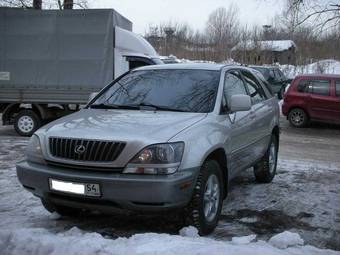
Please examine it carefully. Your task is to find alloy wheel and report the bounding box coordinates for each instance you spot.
[203,174,220,222]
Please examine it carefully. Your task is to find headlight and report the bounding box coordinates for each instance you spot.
[26,135,45,164]
[123,142,184,175]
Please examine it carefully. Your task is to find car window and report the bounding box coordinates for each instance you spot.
[93,69,220,113]
[336,81,340,97]
[296,79,309,92]
[307,80,330,96]
[252,67,270,80]
[269,70,275,80]
[274,70,281,81]
[297,79,330,96]
[277,69,285,79]
[223,70,247,110]
[241,71,267,104]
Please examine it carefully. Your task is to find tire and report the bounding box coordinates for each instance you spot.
[185,160,224,235]
[288,108,308,128]
[254,135,278,183]
[14,110,41,136]
[41,199,82,217]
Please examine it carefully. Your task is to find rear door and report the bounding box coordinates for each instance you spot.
[240,70,273,162]
[305,79,334,121]
[330,79,340,123]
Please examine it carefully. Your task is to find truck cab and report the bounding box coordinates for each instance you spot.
[114,27,162,77]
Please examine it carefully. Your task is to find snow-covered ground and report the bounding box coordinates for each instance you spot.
[1,227,339,255]
[0,120,340,254]
[280,59,340,79]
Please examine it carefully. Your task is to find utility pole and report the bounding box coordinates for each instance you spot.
[262,25,272,40]
[164,27,174,56]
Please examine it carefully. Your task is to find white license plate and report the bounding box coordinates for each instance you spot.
[49,179,101,197]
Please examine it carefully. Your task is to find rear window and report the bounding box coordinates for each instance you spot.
[296,79,330,96]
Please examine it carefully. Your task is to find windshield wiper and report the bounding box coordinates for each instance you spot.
[90,103,188,112]
[89,103,139,110]
[132,103,188,112]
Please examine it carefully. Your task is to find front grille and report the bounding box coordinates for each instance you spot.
[49,137,126,162]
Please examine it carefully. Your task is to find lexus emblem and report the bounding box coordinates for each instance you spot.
[74,145,86,154]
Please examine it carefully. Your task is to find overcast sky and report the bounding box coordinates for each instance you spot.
[90,0,285,34]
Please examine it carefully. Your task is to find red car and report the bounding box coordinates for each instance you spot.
[282,74,340,127]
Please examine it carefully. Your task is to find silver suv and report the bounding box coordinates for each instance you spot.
[16,64,280,235]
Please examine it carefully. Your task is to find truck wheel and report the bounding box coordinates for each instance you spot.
[41,199,82,217]
[254,135,278,183]
[14,110,41,136]
[288,108,308,128]
[185,160,223,235]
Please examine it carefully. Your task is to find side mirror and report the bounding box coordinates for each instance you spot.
[88,92,99,104]
[229,94,251,112]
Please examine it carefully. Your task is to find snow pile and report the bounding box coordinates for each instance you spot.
[231,234,256,245]
[280,59,340,78]
[48,212,61,220]
[0,227,339,255]
[179,226,199,237]
[268,231,304,249]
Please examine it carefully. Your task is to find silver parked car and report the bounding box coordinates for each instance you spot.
[16,64,280,235]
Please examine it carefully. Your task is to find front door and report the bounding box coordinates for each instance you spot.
[222,70,254,177]
[240,70,273,162]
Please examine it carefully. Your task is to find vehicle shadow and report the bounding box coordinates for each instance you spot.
[51,208,185,238]
[307,121,340,130]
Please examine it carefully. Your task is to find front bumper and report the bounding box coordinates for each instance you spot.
[16,160,199,212]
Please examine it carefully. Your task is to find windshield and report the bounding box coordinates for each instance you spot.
[151,58,164,65]
[91,69,220,113]
[252,67,270,80]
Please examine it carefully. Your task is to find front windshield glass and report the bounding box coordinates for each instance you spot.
[92,69,220,113]
[252,67,270,80]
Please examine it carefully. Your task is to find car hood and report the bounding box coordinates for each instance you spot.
[38,109,207,143]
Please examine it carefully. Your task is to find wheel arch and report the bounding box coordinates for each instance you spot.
[204,148,228,198]
[32,104,48,120]
[2,103,49,125]
[2,103,20,125]
[272,125,280,151]
[288,106,310,118]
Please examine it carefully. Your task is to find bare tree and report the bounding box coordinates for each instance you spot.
[284,0,340,32]
[0,0,88,9]
[62,0,72,9]
[0,0,31,8]
[205,4,240,61]
[281,0,303,35]
[143,1,339,63]
[33,0,41,9]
